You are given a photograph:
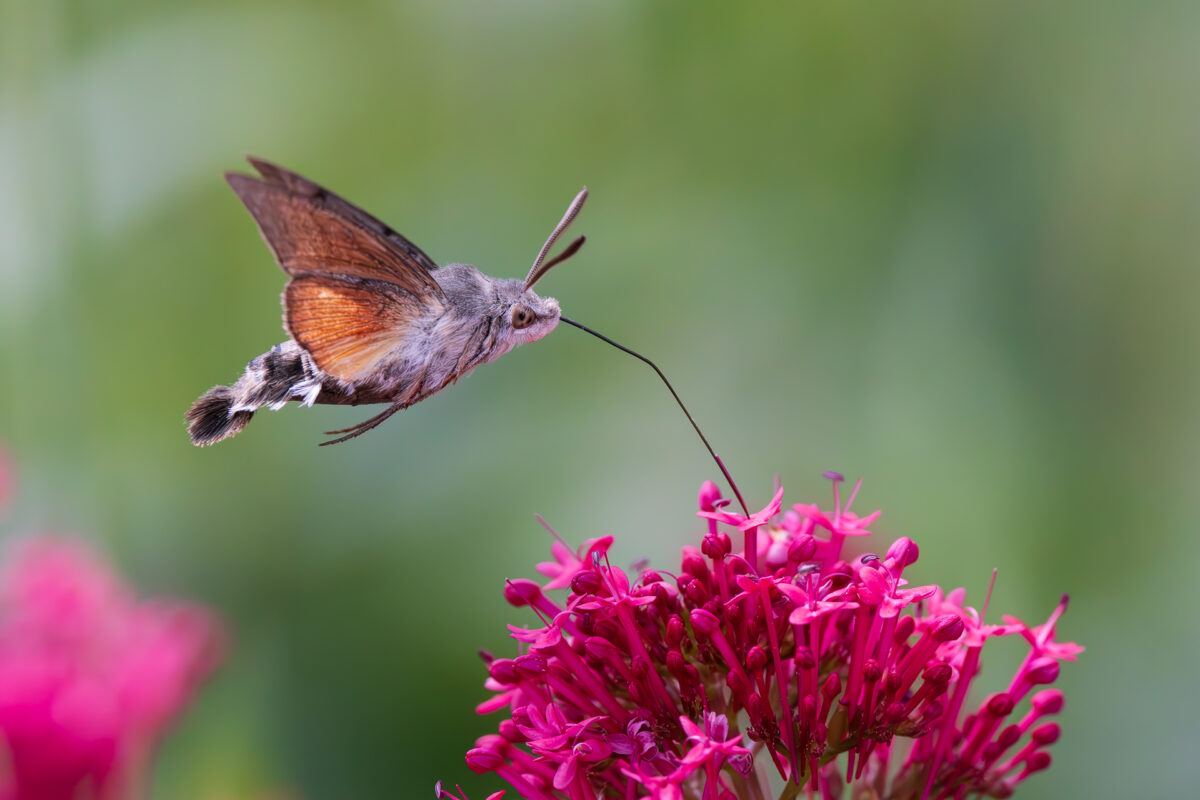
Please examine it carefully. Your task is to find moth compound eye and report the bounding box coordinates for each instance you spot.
[511,304,536,330]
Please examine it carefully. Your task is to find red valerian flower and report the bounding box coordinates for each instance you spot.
[0,452,223,800]
[464,475,1081,799]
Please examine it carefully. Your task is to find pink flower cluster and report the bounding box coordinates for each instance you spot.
[0,456,223,800]
[464,474,1080,800]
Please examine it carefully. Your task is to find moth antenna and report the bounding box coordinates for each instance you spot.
[524,187,588,289]
[559,316,749,516]
[524,235,586,290]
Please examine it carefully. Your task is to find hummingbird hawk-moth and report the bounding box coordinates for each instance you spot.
[187,157,587,446]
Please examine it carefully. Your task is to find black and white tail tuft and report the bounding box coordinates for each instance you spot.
[187,385,254,446]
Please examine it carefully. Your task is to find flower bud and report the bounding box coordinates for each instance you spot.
[1032,722,1061,746]
[746,692,764,719]
[794,645,816,670]
[872,702,900,726]
[702,531,732,560]
[503,579,543,607]
[932,615,965,642]
[984,692,1015,718]
[886,537,919,568]
[788,535,817,563]
[488,659,519,684]
[685,579,710,605]
[465,748,505,773]
[746,646,768,672]
[722,670,749,699]
[498,719,523,741]
[1031,689,1064,715]
[821,672,842,700]
[666,615,686,647]
[681,552,711,582]
[1024,657,1060,685]
[465,737,508,773]
[801,694,817,722]
[1025,751,1052,773]
[996,724,1021,749]
[571,570,603,596]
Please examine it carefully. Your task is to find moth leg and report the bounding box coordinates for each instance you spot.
[318,366,428,445]
[318,402,405,446]
[322,404,402,435]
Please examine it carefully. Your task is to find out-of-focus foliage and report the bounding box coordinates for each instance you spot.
[0,1,1195,797]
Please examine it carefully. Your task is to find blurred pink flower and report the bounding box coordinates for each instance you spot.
[0,527,222,799]
[464,475,1081,800]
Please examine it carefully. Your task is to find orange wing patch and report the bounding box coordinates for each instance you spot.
[284,276,430,383]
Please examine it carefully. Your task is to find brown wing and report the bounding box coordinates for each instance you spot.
[227,157,444,300]
[284,275,433,383]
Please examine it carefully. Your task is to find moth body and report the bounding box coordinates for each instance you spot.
[364,265,561,401]
[187,159,581,446]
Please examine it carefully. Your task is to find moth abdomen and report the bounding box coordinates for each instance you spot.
[241,343,313,408]
[187,341,325,446]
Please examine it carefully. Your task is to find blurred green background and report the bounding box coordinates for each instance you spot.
[1,0,1196,797]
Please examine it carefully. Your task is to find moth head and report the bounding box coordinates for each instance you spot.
[503,288,561,344]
